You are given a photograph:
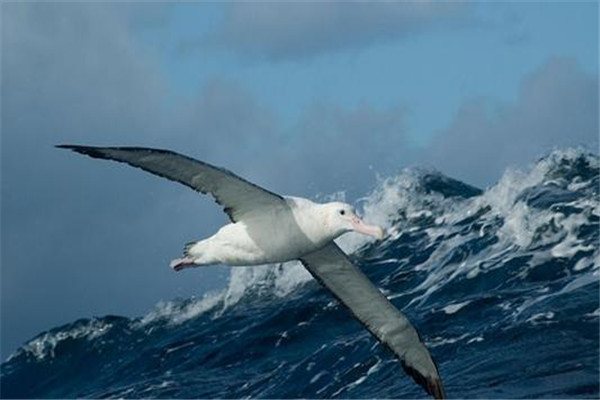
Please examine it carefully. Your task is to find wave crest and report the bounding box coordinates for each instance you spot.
[134,148,600,327]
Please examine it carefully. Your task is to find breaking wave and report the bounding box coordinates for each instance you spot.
[2,148,598,398]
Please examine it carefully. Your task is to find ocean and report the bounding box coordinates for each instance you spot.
[1,148,598,399]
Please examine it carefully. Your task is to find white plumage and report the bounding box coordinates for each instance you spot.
[58,145,445,399]
[174,196,381,268]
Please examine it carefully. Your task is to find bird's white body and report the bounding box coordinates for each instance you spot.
[59,145,444,399]
[186,197,341,266]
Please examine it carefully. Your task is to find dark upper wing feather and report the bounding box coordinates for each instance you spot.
[57,145,285,222]
[300,243,445,399]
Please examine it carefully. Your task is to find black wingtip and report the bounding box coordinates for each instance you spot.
[428,377,446,400]
[56,144,87,152]
[56,144,89,151]
[55,145,108,159]
[402,362,446,399]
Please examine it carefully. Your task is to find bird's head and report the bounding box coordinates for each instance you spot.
[324,202,384,240]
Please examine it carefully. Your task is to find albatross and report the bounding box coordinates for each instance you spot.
[57,145,445,399]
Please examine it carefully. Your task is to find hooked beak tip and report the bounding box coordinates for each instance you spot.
[352,219,385,240]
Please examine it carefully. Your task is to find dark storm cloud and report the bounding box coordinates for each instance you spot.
[0,3,414,358]
[3,2,597,362]
[0,2,224,358]
[205,2,473,60]
[179,80,414,201]
[282,102,410,199]
[175,77,280,163]
[424,57,599,187]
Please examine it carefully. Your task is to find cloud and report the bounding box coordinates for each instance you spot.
[179,81,413,200]
[282,102,410,198]
[0,2,221,358]
[424,57,599,186]
[205,2,472,60]
[3,2,596,361]
[174,77,280,163]
[0,2,414,358]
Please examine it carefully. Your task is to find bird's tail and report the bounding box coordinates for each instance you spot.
[170,257,196,271]
[169,241,200,271]
[184,241,197,257]
[179,240,217,266]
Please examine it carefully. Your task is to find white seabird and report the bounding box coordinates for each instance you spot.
[58,145,446,399]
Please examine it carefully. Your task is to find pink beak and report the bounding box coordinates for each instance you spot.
[351,216,384,240]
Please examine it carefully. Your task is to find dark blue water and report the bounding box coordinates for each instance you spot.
[2,149,598,399]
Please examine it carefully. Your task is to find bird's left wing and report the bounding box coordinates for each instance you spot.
[299,243,445,399]
[56,145,285,222]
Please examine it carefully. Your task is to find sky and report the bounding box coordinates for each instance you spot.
[1,2,598,359]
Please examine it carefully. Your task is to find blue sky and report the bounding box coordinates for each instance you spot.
[141,2,597,144]
[2,1,598,358]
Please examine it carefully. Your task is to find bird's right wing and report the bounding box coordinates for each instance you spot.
[57,145,286,222]
[299,243,445,399]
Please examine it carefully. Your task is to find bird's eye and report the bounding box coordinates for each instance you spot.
[339,210,345,216]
